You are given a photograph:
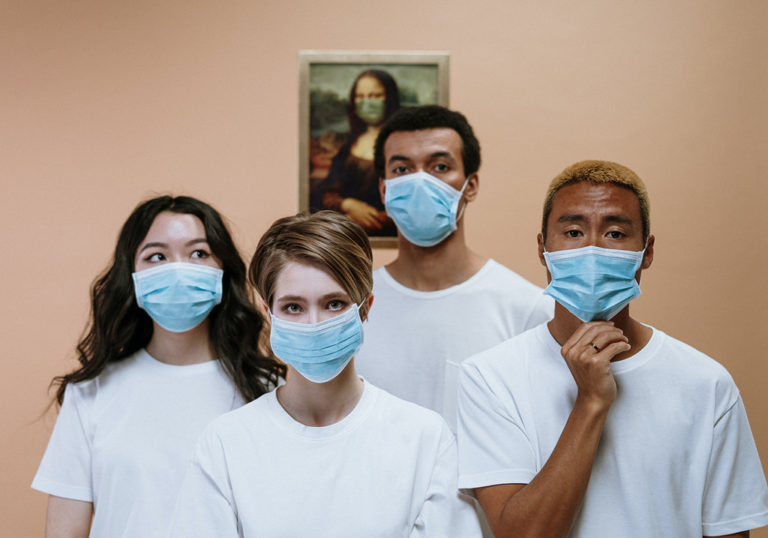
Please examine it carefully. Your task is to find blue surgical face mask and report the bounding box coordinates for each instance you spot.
[355,98,386,125]
[384,171,468,247]
[133,262,223,333]
[269,303,364,384]
[543,245,645,322]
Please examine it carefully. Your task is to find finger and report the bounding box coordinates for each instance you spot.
[596,340,631,360]
[562,321,614,356]
[590,330,629,352]
[578,324,626,350]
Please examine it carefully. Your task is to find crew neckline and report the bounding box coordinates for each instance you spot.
[136,348,221,375]
[378,259,496,299]
[267,379,377,440]
[539,323,664,375]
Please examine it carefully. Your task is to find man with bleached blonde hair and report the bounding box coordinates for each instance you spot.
[458,160,768,537]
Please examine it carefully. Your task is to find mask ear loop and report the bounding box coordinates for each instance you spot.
[454,177,471,224]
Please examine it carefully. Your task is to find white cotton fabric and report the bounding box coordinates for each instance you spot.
[169,381,483,538]
[355,261,553,430]
[457,324,768,537]
[32,349,243,538]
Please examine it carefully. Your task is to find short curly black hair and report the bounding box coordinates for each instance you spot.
[374,105,481,178]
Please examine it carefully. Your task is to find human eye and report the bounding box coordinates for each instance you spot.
[391,165,409,175]
[327,299,348,311]
[432,162,450,173]
[606,230,626,240]
[191,249,210,259]
[146,252,166,263]
[282,303,302,314]
[565,229,582,238]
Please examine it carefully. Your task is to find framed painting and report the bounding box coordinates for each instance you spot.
[299,50,449,248]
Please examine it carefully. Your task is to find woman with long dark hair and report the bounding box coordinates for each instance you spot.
[32,195,285,538]
[313,69,400,235]
[169,211,481,537]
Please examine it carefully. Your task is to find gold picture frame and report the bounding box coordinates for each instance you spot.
[299,50,450,248]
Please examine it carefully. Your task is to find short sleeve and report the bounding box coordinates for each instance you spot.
[411,424,483,538]
[701,396,768,535]
[31,383,94,502]
[457,361,537,490]
[523,292,554,332]
[169,427,241,538]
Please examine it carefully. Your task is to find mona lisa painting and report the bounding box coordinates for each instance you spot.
[299,51,449,247]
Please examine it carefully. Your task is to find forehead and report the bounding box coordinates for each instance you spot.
[355,76,384,93]
[548,182,642,225]
[273,261,347,298]
[383,127,463,162]
[141,211,206,242]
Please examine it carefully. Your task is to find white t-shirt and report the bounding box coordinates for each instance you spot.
[355,260,553,429]
[169,381,483,538]
[458,324,768,537]
[32,349,244,538]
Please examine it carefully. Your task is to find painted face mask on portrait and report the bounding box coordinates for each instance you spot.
[133,262,223,332]
[384,171,468,247]
[269,303,364,384]
[355,99,386,125]
[543,245,645,322]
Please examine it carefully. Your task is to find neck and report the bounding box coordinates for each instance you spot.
[386,223,487,291]
[145,320,216,365]
[277,361,364,427]
[547,304,651,361]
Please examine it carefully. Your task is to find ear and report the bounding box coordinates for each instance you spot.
[464,173,479,202]
[537,233,547,266]
[641,234,654,270]
[378,177,386,205]
[360,294,374,322]
[261,299,271,316]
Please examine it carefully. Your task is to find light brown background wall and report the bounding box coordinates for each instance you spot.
[2,0,766,534]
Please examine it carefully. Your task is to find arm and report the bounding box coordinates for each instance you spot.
[45,496,92,538]
[169,432,240,538]
[411,426,483,538]
[704,533,749,538]
[475,322,629,538]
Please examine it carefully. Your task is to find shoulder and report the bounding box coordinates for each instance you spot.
[651,329,739,406]
[63,351,145,405]
[371,266,394,292]
[367,384,452,444]
[203,390,275,436]
[475,261,553,314]
[482,260,545,294]
[462,325,546,378]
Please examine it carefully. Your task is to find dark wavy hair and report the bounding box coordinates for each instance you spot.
[53,195,286,405]
[374,105,481,178]
[347,69,401,142]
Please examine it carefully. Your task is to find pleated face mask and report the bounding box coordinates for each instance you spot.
[132,262,223,332]
[543,245,645,322]
[384,172,468,247]
[269,303,364,384]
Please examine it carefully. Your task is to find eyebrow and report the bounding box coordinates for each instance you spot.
[275,292,351,303]
[557,214,635,226]
[137,238,209,254]
[387,151,456,165]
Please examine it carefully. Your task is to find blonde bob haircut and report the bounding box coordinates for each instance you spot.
[249,211,373,319]
[542,160,650,243]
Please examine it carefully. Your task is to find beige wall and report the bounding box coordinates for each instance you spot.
[2,0,766,533]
